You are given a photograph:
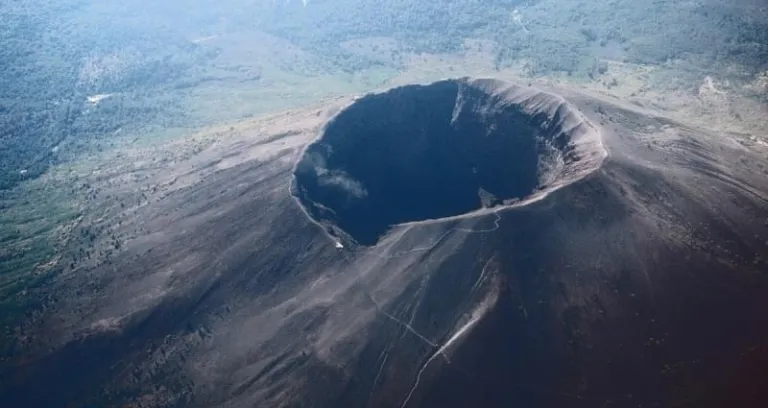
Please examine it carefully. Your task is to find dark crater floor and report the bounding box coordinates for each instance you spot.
[292,78,603,245]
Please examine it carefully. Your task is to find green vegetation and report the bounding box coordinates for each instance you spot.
[0,172,80,354]
[1,0,766,190]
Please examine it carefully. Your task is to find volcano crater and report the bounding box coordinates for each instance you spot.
[292,78,606,245]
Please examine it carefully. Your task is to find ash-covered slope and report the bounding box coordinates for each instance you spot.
[2,78,768,408]
[293,78,606,245]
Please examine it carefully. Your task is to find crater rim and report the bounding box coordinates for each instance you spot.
[291,77,607,246]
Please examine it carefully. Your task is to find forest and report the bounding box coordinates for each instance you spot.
[1,0,766,190]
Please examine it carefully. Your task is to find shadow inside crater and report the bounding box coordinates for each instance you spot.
[293,78,591,245]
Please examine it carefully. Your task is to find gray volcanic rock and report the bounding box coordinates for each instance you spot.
[3,78,768,408]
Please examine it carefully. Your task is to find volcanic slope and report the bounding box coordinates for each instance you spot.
[2,78,768,408]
